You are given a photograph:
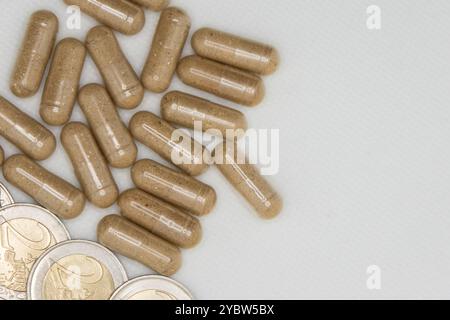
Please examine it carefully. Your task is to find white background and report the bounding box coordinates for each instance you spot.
[1,0,450,299]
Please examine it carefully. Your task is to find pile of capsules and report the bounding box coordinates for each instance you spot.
[0,0,282,300]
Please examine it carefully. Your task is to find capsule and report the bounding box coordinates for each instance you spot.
[141,7,190,93]
[78,84,138,168]
[64,0,145,35]
[132,159,216,216]
[86,26,144,109]
[119,189,201,248]
[0,146,4,166]
[0,96,56,161]
[129,111,209,176]
[161,91,248,138]
[10,10,58,98]
[61,122,119,208]
[129,0,169,11]
[3,154,86,219]
[192,28,279,76]
[177,55,265,107]
[40,38,86,126]
[213,142,282,219]
[98,215,181,276]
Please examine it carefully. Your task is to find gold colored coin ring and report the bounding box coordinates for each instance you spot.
[0,203,70,300]
[27,239,128,300]
[110,275,193,300]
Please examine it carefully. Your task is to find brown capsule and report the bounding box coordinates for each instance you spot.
[213,142,282,219]
[78,84,138,168]
[129,111,209,176]
[86,26,144,109]
[0,146,4,166]
[10,10,58,98]
[132,159,216,216]
[98,215,181,276]
[64,0,145,35]
[0,96,56,161]
[177,55,265,107]
[119,189,202,248]
[141,7,190,93]
[61,122,119,208]
[128,0,169,11]
[192,28,279,76]
[40,38,86,126]
[161,91,248,138]
[3,154,86,219]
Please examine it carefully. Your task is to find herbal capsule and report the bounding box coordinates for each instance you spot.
[161,91,247,137]
[86,26,144,109]
[10,10,58,98]
[98,215,181,276]
[177,55,265,107]
[64,0,145,35]
[0,96,56,161]
[141,7,190,93]
[119,189,202,248]
[78,84,137,168]
[3,154,86,219]
[214,142,282,219]
[40,38,86,126]
[0,146,4,166]
[129,111,209,176]
[192,28,279,76]
[128,0,169,11]
[61,122,119,208]
[132,159,216,216]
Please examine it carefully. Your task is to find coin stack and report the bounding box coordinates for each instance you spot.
[0,0,282,300]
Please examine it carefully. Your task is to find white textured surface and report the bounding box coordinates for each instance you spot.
[1,0,450,299]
